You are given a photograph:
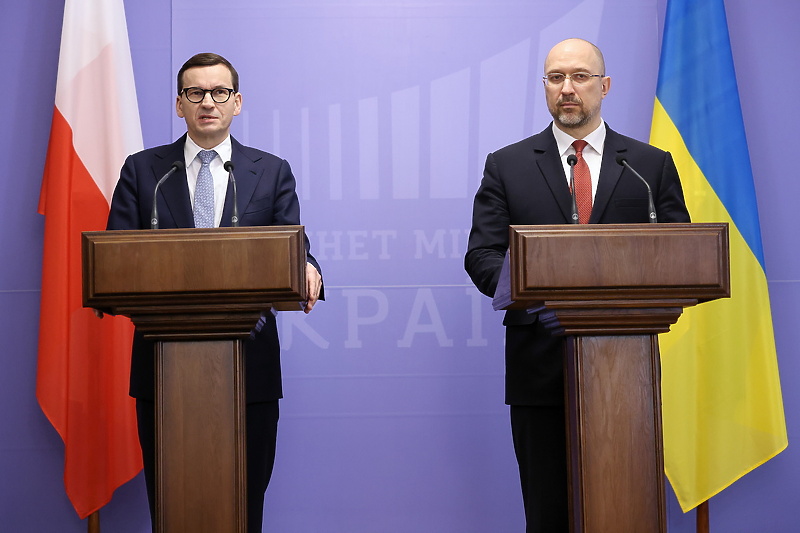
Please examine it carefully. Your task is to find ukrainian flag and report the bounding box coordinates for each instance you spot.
[650,0,788,512]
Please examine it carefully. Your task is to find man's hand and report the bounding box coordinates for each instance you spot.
[303,262,322,313]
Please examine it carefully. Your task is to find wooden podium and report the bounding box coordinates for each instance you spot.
[82,226,308,533]
[499,223,729,533]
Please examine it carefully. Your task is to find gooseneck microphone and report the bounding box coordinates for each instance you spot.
[615,155,657,223]
[567,154,579,224]
[150,161,185,229]
[223,161,239,227]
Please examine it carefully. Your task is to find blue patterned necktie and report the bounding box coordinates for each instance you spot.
[193,149,217,228]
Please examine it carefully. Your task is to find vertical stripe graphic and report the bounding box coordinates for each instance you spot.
[328,103,343,200]
[359,96,380,199]
[651,0,787,511]
[391,86,420,199]
[36,0,143,518]
[430,68,470,199]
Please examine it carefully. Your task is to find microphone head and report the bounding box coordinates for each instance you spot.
[567,155,578,166]
[224,161,235,172]
[615,154,627,166]
[171,160,185,171]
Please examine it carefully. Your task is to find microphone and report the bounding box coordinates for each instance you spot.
[224,161,239,227]
[566,155,579,224]
[150,161,185,229]
[615,155,657,223]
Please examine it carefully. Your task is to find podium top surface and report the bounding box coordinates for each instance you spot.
[82,226,307,313]
[495,223,729,309]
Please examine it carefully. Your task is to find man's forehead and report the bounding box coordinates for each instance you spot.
[545,41,602,71]
[182,65,233,86]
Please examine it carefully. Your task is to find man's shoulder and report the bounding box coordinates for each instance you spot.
[127,136,184,163]
[605,126,667,158]
[231,137,285,167]
[490,127,553,161]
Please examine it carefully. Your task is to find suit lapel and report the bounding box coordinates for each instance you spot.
[152,135,194,228]
[220,136,263,227]
[590,127,627,223]
[532,129,574,222]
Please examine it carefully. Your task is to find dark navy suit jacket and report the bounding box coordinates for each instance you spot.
[107,134,321,403]
[465,124,690,405]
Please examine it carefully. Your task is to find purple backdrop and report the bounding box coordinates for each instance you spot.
[2,0,798,531]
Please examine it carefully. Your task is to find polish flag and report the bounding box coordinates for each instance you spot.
[37,0,143,518]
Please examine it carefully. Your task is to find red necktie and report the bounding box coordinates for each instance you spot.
[572,140,592,224]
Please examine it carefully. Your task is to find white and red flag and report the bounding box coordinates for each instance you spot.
[37,0,143,518]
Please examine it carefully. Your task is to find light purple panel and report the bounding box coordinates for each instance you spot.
[168,1,659,531]
[4,0,800,531]
[0,0,78,530]
[0,0,162,531]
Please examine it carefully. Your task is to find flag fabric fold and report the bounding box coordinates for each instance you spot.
[37,0,143,518]
[651,0,788,512]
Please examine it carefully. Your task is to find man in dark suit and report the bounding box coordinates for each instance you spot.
[465,38,690,532]
[106,53,322,533]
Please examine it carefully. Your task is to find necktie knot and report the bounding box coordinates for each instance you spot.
[198,149,217,165]
[572,139,588,155]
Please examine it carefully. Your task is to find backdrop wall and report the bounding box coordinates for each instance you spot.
[2,0,798,531]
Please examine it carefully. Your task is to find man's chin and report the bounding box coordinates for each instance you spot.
[556,112,586,128]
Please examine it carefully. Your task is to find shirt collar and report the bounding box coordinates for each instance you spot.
[552,119,607,157]
[183,134,233,166]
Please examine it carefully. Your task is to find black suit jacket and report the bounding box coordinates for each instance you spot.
[465,124,690,405]
[107,134,321,403]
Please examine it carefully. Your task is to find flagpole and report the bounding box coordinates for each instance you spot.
[87,510,100,533]
[696,501,709,533]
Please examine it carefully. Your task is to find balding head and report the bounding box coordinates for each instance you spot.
[544,38,605,77]
[542,38,610,138]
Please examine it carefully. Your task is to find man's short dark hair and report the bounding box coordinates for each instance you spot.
[177,53,239,94]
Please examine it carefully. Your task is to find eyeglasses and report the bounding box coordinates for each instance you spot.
[542,72,604,86]
[180,87,236,103]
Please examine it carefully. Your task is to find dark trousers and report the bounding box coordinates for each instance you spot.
[510,404,569,533]
[136,399,279,533]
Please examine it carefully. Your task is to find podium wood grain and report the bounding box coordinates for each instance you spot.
[82,226,307,533]
[503,223,729,533]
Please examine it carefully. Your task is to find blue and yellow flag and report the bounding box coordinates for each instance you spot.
[650,0,787,512]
